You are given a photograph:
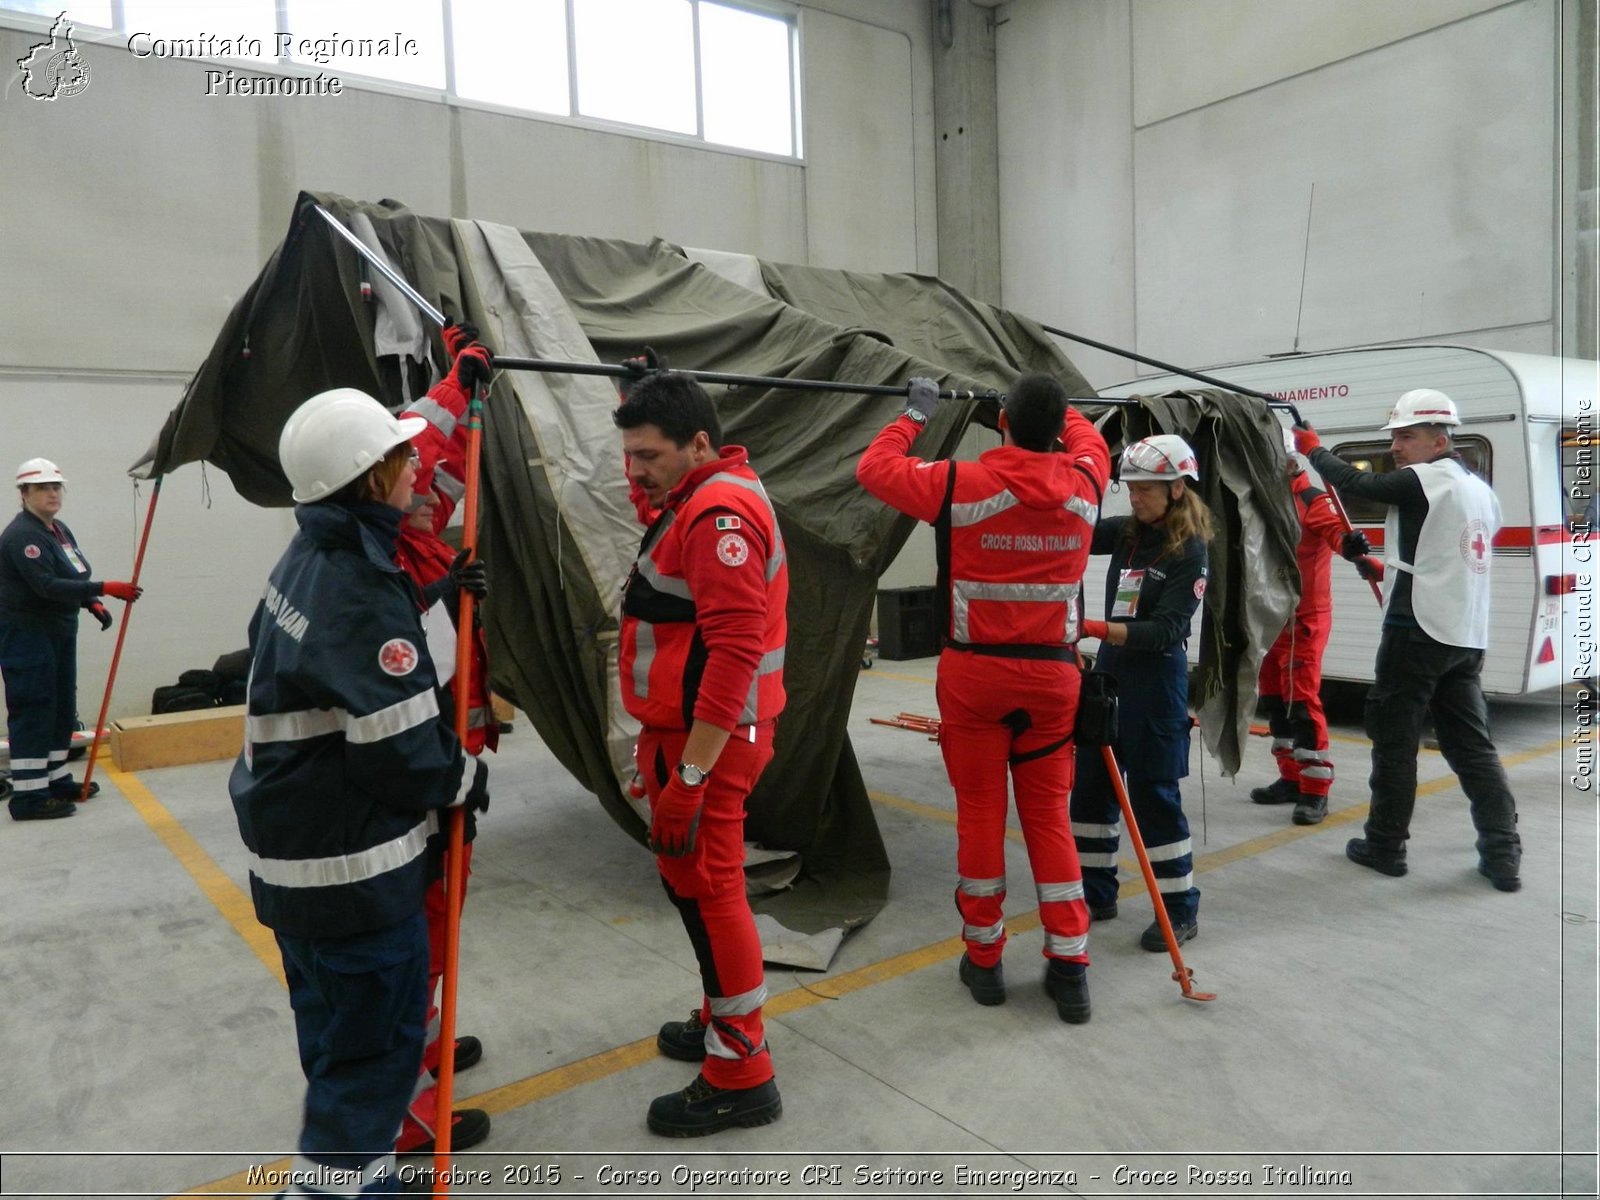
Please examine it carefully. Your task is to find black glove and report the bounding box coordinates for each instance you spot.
[1340,529,1371,561]
[620,346,665,378]
[449,342,494,392]
[457,758,490,813]
[447,548,488,599]
[87,601,113,632]
[906,376,942,422]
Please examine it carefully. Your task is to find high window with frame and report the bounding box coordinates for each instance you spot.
[1328,436,1494,525]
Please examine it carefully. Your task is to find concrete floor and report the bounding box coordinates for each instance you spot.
[0,664,1594,1200]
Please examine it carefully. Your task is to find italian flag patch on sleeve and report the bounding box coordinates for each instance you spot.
[715,515,742,531]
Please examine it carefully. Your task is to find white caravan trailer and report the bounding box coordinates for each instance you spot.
[1094,344,1598,696]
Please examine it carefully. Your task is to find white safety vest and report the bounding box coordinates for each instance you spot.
[1383,458,1500,649]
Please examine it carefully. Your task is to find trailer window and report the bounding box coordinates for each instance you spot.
[1562,430,1597,533]
[1325,436,1493,524]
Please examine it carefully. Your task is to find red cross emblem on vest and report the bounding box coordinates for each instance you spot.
[378,638,419,676]
[1460,519,1491,574]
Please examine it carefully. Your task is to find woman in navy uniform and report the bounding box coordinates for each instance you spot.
[0,458,141,820]
[1071,435,1212,949]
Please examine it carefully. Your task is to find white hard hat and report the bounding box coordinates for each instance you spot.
[16,458,65,486]
[279,388,427,503]
[1381,388,1460,431]
[1120,434,1200,483]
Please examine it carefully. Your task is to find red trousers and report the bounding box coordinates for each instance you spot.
[935,649,1089,969]
[399,841,474,1150]
[1257,609,1335,798]
[638,722,776,1089]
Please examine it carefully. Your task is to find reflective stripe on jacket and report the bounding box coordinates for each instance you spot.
[620,448,788,731]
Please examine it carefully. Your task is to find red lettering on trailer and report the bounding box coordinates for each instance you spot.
[1270,384,1351,401]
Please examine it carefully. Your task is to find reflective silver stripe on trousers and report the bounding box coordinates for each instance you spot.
[1299,764,1335,781]
[950,488,1020,527]
[704,1025,766,1062]
[1294,747,1333,762]
[709,983,768,1017]
[1044,932,1089,957]
[48,763,70,780]
[1036,880,1084,903]
[633,622,656,700]
[47,749,67,761]
[247,688,440,747]
[1157,873,1195,893]
[958,874,1006,897]
[10,777,47,792]
[737,646,785,723]
[1271,737,1295,753]
[1065,494,1098,524]
[698,470,786,580]
[407,396,458,440]
[248,817,432,888]
[9,757,47,770]
[1071,820,1120,839]
[963,919,1005,944]
[1144,838,1193,863]
[1076,851,1118,868]
[950,579,1079,643]
[282,1153,395,1199]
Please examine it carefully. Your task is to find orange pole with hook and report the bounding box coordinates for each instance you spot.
[433,385,484,1193]
[80,476,162,801]
[1099,744,1216,1003]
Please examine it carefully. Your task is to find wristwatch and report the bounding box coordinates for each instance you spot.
[904,407,929,427]
[675,762,711,787]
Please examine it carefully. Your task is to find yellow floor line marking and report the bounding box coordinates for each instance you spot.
[859,666,935,684]
[111,766,285,988]
[170,731,1575,1197]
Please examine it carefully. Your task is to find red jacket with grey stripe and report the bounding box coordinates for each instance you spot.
[619,448,788,731]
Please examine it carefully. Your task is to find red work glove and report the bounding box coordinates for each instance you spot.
[1354,556,1384,582]
[649,773,705,857]
[1292,423,1321,456]
[442,321,479,358]
[1079,618,1109,641]
[101,580,143,602]
[87,601,112,631]
[448,342,494,392]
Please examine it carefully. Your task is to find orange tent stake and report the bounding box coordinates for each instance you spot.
[1100,744,1216,1003]
[80,476,162,801]
[434,380,485,1194]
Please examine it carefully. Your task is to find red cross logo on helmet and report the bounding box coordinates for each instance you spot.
[378,638,419,676]
[1119,434,1201,483]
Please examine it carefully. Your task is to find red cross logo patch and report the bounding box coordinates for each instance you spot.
[378,638,419,676]
[716,533,750,567]
[23,544,40,559]
[1459,520,1491,574]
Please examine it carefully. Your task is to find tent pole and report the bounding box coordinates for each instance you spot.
[80,476,162,801]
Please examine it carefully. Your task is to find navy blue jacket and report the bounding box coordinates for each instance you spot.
[0,510,100,632]
[228,501,468,940]
[1090,515,1207,781]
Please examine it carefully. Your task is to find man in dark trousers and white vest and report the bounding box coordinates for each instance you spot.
[1294,388,1522,891]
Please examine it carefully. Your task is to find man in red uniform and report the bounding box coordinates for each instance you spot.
[857,374,1110,1023]
[393,325,495,1157]
[1249,430,1350,826]
[614,370,787,1137]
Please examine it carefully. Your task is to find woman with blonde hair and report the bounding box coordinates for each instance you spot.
[1072,434,1214,951]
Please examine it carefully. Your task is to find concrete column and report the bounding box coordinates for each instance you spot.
[931,0,1002,302]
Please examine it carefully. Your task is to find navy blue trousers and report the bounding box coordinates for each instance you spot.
[276,912,430,1198]
[1070,741,1200,922]
[0,623,78,814]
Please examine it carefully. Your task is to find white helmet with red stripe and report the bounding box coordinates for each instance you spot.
[1381,388,1460,431]
[1119,434,1200,483]
[279,388,427,503]
[15,458,65,487]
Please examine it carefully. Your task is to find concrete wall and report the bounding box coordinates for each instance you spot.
[995,0,1591,386]
[0,0,938,717]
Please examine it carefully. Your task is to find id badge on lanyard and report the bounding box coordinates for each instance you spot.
[58,538,88,575]
[1112,568,1145,619]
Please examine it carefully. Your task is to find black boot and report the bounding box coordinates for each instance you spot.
[429,1035,483,1078]
[1292,793,1328,825]
[657,1010,709,1062]
[1250,778,1298,805]
[647,1074,782,1137]
[1140,915,1197,952]
[1478,859,1521,892]
[1346,837,1407,877]
[1043,960,1090,1024]
[1087,899,1118,922]
[9,795,76,821]
[958,953,1006,1006]
[398,1108,491,1155]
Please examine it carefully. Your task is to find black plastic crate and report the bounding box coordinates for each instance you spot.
[876,586,939,660]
